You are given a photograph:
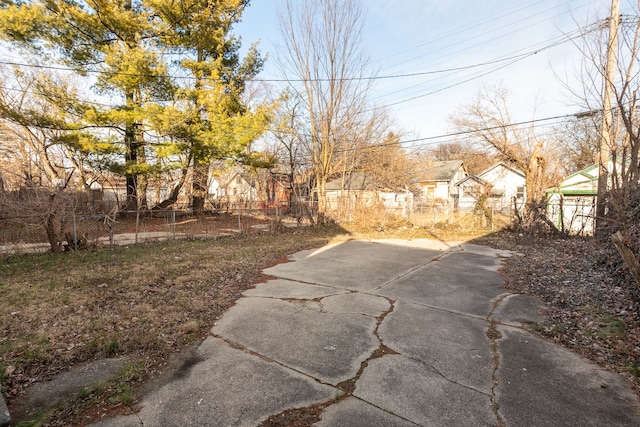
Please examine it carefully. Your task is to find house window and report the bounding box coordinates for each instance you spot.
[516,186,525,199]
[236,176,242,184]
[426,187,435,201]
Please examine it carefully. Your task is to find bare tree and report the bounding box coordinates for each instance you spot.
[555,114,601,175]
[451,85,559,206]
[267,92,315,221]
[357,132,418,192]
[0,66,96,190]
[278,0,380,222]
[570,5,640,235]
[427,140,496,175]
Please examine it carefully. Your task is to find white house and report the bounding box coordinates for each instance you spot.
[209,168,259,207]
[545,159,626,235]
[453,174,489,213]
[477,163,526,212]
[416,160,467,213]
[451,162,526,214]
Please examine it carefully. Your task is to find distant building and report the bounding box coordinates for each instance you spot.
[323,171,413,219]
[453,162,526,214]
[415,160,467,213]
[545,163,600,235]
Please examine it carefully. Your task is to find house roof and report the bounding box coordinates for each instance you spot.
[325,171,377,191]
[418,160,464,182]
[545,163,599,196]
[545,159,624,195]
[478,162,525,179]
[455,174,486,187]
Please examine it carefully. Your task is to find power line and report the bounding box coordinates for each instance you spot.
[0,30,585,85]
[0,77,583,151]
[368,24,596,108]
[375,0,585,66]
[334,112,579,153]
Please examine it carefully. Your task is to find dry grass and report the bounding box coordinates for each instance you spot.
[0,222,351,424]
[343,211,513,242]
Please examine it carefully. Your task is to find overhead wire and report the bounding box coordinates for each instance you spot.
[370,0,554,62]
[371,0,595,75]
[0,1,622,155]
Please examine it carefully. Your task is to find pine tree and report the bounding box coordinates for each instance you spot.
[155,0,271,211]
[0,0,271,211]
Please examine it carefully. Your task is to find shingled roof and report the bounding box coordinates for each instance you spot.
[418,160,464,182]
[325,171,377,191]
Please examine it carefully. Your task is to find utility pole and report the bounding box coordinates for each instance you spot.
[595,0,620,235]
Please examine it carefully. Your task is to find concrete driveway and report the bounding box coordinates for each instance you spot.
[93,239,640,426]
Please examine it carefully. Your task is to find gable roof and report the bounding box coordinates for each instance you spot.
[546,163,599,196]
[545,159,625,196]
[418,160,464,182]
[478,162,525,179]
[325,171,377,191]
[455,174,487,187]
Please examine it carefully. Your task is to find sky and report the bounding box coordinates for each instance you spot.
[233,0,628,150]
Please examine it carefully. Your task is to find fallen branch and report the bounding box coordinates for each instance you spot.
[611,231,640,290]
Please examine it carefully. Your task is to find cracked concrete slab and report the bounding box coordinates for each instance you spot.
[212,296,380,385]
[262,240,445,291]
[496,326,640,427]
[11,357,129,421]
[91,337,336,427]
[0,395,9,427]
[319,293,390,317]
[243,278,348,299]
[377,301,494,394]
[492,293,547,326]
[459,242,516,258]
[368,238,461,251]
[313,396,418,427]
[89,238,640,427]
[376,257,505,316]
[440,250,506,273]
[354,354,496,426]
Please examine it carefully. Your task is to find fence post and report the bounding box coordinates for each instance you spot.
[172,209,176,238]
[135,209,139,245]
[73,213,78,251]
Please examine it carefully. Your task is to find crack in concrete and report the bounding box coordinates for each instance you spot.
[404,353,492,397]
[373,245,463,292]
[486,293,510,427]
[257,296,401,426]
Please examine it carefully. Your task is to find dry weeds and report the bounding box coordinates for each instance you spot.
[0,220,349,425]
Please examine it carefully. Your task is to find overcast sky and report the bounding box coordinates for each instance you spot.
[234,0,629,149]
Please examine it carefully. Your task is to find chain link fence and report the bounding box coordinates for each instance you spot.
[0,189,307,255]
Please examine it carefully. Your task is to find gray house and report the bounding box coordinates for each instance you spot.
[324,172,413,219]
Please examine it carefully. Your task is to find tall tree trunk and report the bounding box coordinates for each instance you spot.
[137,142,147,209]
[45,192,62,252]
[123,0,139,213]
[124,113,138,212]
[192,157,209,212]
[154,157,191,209]
[316,174,327,223]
